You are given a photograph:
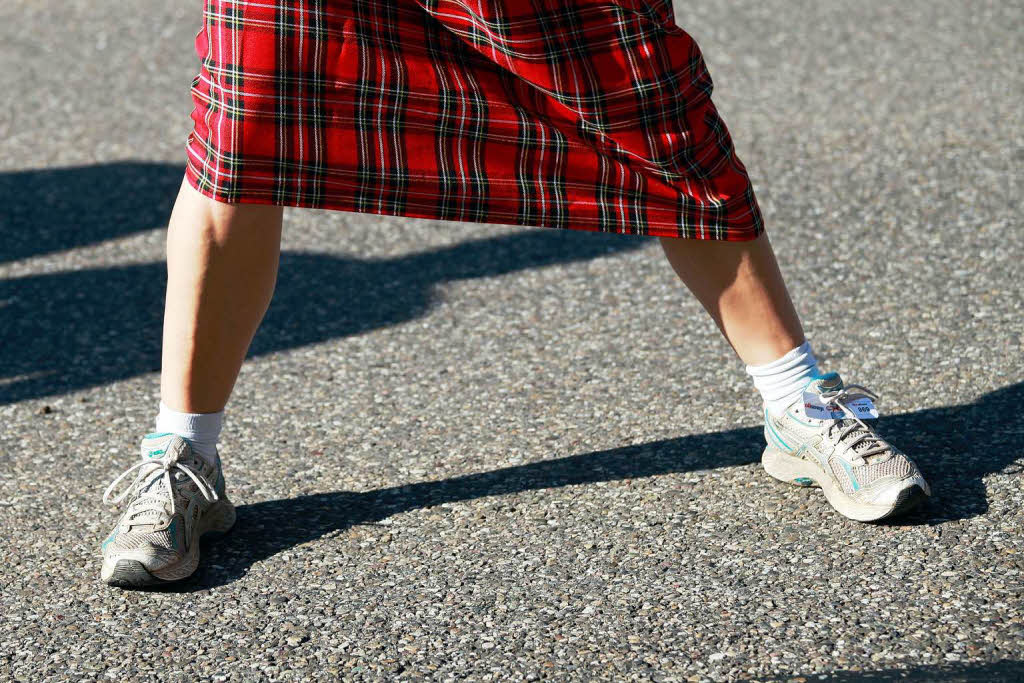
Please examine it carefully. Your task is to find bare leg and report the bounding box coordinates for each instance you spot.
[160,178,284,413]
[659,231,805,366]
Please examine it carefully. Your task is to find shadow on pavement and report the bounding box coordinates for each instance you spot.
[0,162,647,404]
[0,161,184,264]
[165,381,1024,592]
[802,658,1024,681]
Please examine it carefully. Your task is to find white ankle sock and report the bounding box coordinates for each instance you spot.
[155,401,223,463]
[746,341,821,418]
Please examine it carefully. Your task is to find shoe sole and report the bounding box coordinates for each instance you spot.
[102,499,236,588]
[762,446,928,522]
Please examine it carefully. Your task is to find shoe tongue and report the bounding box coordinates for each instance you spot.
[140,432,191,461]
[806,371,844,396]
[794,374,886,460]
[804,375,891,462]
[124,434,196,529]
[791,372,845,422]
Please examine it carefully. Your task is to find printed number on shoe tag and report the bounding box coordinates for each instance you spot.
[802,393,879,420]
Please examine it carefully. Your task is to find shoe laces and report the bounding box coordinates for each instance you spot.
[102,446,218,526]
[818,384,892,465]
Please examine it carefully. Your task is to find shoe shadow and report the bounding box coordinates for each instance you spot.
[1,206,646,404]
[161,381,1023,592]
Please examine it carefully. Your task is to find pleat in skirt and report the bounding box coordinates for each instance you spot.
[185,0,764,240]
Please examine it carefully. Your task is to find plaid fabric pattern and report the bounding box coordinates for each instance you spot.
[186,0,764,239]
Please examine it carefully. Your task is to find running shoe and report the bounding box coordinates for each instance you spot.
[100,433,235,587]
[761,372,930,522]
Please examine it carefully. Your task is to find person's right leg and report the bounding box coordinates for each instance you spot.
[101,178,283,587]
[161,177,284,414]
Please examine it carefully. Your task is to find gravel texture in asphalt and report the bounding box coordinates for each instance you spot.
[1,0,1021,680]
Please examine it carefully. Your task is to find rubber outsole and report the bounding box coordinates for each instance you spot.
[105,559,172,588]
[885,484,929,519]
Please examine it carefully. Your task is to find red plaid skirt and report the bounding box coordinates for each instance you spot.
[185,0,763,240]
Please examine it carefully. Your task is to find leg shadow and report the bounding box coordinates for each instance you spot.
[167,425,762,593]
[801,658,1024,682]
[167,382,1022,591]
[877,380,1024,524]
[0,161,184,264]
[0,229,646,404]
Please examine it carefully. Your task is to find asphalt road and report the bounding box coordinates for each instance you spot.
[1,0,1022,680]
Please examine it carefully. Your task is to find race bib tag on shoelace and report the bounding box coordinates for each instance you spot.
[802,392,879,420]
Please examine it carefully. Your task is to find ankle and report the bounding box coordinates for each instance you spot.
[154,401,223,463]
[746,341,820,418]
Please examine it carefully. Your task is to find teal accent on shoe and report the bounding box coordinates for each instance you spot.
[800,370,841,393]
[102,531,117,551]
[837,458,860,491]
[166,519,181,549]
[764,412,793,451]
[144,432,175,439]
[793,477,815,486]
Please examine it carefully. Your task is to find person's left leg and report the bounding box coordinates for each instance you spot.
[659,232,930,521]
[659,232,803,366]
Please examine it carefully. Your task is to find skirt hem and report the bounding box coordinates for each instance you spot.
[184,157,765,242]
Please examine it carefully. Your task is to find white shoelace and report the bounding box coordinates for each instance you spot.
[102,448,218,522]
[818,384,892,465]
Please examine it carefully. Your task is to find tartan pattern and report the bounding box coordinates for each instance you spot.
[186,0,764,240]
